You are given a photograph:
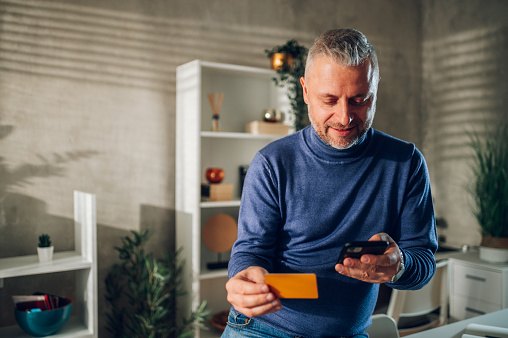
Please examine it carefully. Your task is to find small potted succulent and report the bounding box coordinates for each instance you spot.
[37,233,54,262]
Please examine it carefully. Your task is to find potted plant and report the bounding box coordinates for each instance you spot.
[105,228,209,337]
[467,121,508,263]
[265,39,309,131]
[37,233,54,262]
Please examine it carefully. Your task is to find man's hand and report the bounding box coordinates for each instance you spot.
[335,233,401,283]
[225,266,282,317]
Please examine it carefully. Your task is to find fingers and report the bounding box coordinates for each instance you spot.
[336,233,402,283]
[225,266,282,317]
[336,258,392,283]
[226,286,281,317]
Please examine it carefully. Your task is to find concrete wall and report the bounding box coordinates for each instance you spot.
[422,0,508,248]
[2,0,502,335]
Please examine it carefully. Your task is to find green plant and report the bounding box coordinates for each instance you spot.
[38,233,52,247]
[105,229,210,338]
[265,39,308,59]
[265,39,309,131]
[467,122,508,238]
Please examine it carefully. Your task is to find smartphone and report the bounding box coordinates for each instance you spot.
[337,241,389,264]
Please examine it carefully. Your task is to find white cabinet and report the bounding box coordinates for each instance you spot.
[449,251,508,320]
[176,60,289,337]
[0,191,97,337]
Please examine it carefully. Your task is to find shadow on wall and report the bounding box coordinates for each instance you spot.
[0,0,316,94]
[0,122,100,257]
[423,25,508,247]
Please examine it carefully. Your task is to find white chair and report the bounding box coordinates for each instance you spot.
[366,314,400,338]
[386,260,449,336]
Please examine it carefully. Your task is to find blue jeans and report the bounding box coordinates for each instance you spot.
[221,310,368,338]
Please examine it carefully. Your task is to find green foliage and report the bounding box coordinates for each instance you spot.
[467,122,508,237]
[265,39,308,58]
[38,233,51,247]
[265,39,309,131]
[105,229,210,338]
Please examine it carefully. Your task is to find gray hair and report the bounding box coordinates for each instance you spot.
[305,28,379,77]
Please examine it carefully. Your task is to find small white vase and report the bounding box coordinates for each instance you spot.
[37,246,54,262]
[479,246,508,264]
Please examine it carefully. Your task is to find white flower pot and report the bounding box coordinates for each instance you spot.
[37,246,54,262]
[479,246,508,264]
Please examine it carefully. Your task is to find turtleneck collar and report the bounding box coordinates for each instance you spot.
[302,125,373,163]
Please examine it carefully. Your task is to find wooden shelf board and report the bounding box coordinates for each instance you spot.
[0,251,92,279]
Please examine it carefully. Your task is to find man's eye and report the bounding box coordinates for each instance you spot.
[350,98,366,106]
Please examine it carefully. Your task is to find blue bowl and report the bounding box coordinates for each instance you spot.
[15,298,72,337]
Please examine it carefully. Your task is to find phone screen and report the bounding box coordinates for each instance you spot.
[337,240,389,264]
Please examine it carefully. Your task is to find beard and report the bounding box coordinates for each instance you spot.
[309,115,373,150]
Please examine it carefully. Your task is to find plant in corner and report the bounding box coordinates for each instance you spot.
[37,233,54,262]
[105,228,209,338]
[265,39,309,132]
[467,121,508,262]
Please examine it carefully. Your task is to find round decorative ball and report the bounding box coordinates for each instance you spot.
[205,168,225,184]
[202,214,238,253]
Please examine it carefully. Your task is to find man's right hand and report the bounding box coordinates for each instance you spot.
[225,266,282,317]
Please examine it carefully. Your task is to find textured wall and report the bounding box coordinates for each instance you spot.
[422,0,508,248]
[0,0,423,335]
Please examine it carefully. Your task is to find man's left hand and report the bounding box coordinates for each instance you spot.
[335,233,401,283]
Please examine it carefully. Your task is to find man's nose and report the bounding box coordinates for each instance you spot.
[335,101,353,126]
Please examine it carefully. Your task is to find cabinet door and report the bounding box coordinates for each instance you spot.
[451,295,502,320]
[452,263,502,305]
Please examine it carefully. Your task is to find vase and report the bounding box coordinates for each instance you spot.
[270,53,293,71]
[205,168,225,184]
[479,235,508,263]
[37,246,54,262]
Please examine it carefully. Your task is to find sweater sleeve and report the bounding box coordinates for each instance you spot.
[388,147,438,290]
[228,152,281,278]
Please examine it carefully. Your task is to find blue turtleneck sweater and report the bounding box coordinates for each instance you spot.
[228,126,438,337]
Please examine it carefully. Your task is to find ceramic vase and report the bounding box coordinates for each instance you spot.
[37,246,54,263]
[479,235,508,263]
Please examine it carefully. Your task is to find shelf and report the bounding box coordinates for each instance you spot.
[0,191,97,337]
[200,200,241,208]
[0,316,93,338]
[200,269,229,280]
[0,251,92,279]
[201,131,283,140]
[176,60,288,337]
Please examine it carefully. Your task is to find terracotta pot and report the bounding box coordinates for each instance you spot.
[480,235,508,263]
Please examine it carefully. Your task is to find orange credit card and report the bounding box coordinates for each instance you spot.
[265,273,318,299]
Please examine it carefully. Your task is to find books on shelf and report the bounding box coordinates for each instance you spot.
[12,293,60,311]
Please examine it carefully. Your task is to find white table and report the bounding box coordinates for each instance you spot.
[405,308,508,338]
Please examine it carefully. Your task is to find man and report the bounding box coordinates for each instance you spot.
[222,28,437,338]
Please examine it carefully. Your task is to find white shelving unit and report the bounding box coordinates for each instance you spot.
[176,60,289,337]
[0,191,98,337]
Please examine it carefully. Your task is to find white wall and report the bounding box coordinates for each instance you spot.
[422,0,508,248]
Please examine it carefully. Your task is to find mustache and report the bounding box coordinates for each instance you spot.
[326,121,360,130]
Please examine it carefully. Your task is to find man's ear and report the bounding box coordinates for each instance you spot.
[300,77,309,104]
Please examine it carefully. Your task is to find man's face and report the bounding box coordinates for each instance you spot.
[301,56,379,149]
